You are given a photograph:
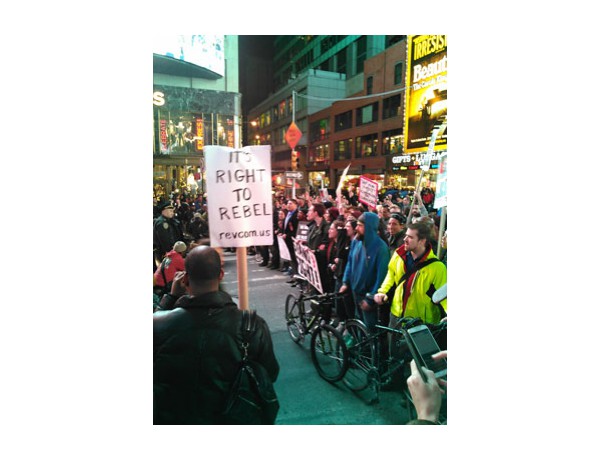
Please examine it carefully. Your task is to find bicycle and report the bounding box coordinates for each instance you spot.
[338,312,447,421]
[284,275,339,343]
[284,278,348,383]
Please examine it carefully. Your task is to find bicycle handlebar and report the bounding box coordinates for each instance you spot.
[306,291,345,302]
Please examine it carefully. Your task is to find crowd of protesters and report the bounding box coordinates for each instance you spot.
[153,185,447,319]
[153,183,447,424]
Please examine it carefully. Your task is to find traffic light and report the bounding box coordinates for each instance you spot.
[291,150,298,171]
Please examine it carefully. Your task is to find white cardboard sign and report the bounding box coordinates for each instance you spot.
[293,241,323,294]
[204,145,273,247]
[358,175,379,209]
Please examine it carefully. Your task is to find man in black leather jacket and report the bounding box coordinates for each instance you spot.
[153,245,279,424]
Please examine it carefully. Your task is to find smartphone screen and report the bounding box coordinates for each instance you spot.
[408,326,447,378]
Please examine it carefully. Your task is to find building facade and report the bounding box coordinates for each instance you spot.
[248,35,406,193]
[152,35,241,201]
[308,38,443,192]
[247,35,443,195]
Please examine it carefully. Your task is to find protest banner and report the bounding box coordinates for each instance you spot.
[277,235,291,261]
[296,221,310,242]
[293,241,323,294]
[358,175,379,209]
[204,145,273,247]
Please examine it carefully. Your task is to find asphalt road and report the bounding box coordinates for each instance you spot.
[220,250,415,425]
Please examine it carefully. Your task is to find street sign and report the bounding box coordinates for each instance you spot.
[285,122,302,149]
[284,171,303,180]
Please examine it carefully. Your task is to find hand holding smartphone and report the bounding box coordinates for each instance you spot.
[405,325,447,382]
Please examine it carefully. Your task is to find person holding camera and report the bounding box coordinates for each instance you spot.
[153,245,279,424]
[406,350,447,425]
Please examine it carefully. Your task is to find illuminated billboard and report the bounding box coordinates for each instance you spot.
[154,35,225,77]
[404,35,447,153]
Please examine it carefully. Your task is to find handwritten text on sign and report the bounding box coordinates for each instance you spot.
[293,241,323,294]
[204,145,273,247]
[358,176,379,209]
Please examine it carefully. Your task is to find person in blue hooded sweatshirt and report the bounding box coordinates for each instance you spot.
[339,212,390,331]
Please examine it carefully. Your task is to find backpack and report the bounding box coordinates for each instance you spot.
[221,310,279,424]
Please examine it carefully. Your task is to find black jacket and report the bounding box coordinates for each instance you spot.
[153,215,184,258]
[153,290,279,424]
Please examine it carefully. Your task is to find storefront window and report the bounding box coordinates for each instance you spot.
[308,171,329,189]
[154,110,207,155]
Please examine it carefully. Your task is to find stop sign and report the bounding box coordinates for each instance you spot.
[285,122,302,149]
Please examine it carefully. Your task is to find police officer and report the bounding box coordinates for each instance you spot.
[154,200,184,262]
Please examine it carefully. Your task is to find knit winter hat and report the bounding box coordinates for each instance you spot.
[173,241,187,253]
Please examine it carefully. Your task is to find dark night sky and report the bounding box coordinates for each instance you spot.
[238,36,276,115]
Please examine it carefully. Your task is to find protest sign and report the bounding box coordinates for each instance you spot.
[358,175,379,209]
[277,235,291,261]
[293,241,323,294]
[204,145,273,247]
[336,163,351,208]
[296,221,310,242]
[433,151,447,209]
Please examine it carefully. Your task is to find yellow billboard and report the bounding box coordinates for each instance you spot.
[404,35,447,153]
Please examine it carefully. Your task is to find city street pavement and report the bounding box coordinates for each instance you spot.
[220,250,415,425]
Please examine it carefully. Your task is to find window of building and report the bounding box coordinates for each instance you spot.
[334,110,352,132]
[154,111,238,155]
[336,49,347,74]
[356,35,367,74]
[260,110,271,128]
[309,144,329,163]
[394,62,403,85]
[356,133,378,158]
[334,139,352,161]
[366,76,373,95]
[321,35,343,53]
[382,94,402,119]
[278,100,286,119]
[295,49,313,73]
[279,126,287,145]
[310,118,330,142]
[386,36,407,48]
[382,129,403,155]
[356,102,378,126]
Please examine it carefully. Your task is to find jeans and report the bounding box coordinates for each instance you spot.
[352,292,378,332]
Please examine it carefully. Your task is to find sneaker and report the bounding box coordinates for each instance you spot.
[258,262,268,267]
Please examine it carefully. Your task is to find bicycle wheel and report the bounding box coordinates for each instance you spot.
[342,319,376,391]
[285,294,303,343]
[310,324,348,383]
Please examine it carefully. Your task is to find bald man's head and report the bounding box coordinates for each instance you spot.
[184,245,222,284]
